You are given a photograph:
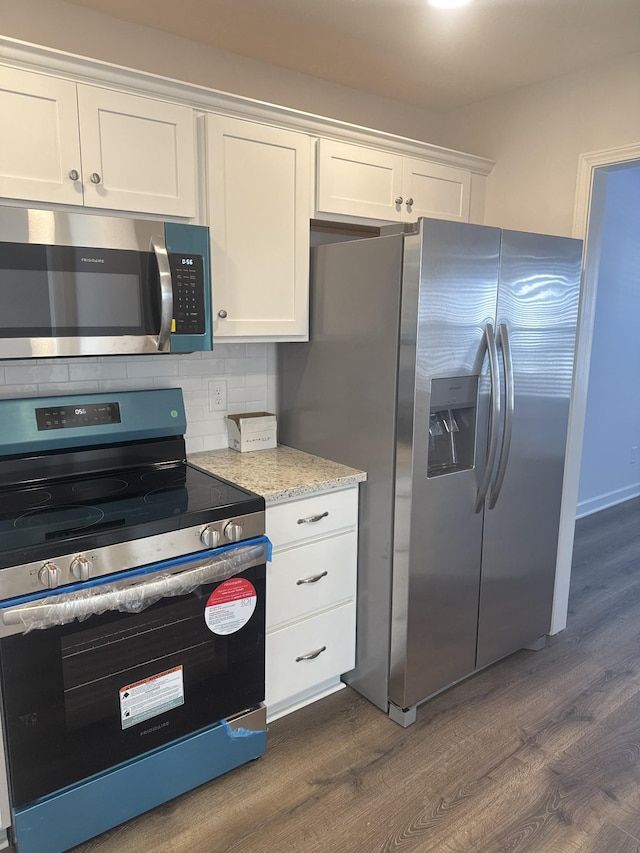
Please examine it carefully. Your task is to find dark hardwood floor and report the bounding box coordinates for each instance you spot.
[73,498,640,853]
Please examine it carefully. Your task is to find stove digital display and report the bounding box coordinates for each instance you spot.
[35,402,122,431]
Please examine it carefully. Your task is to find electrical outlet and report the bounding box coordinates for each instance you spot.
[632,446,639,464]
[208,380,227,412]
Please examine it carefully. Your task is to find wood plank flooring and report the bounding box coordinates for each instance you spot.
[72,498,640,853]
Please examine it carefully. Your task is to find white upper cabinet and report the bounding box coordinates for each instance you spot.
[76,86,195,217]
[316,140,404,220]
[0,67,83,206]
[316,139,471,224]
[0,67,196,218]
[206,115,311,341]
[402,157,471,222]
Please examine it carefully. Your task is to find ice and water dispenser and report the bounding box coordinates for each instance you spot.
[427,376,478,477]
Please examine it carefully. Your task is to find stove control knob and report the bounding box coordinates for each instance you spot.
[70,556,92,581]
[39,562,61,589]
[200,525,221,548]
[224,521,243,543]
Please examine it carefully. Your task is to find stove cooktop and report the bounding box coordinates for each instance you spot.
[0,463,264,571]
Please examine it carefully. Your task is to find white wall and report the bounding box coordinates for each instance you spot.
[441,52,640,237]
[0,347,272,454]
[576,166,640,516]
[1,0,445,145]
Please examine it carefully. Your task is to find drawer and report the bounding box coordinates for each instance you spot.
[266,603,356,708]
[267,487,358,548]
[267,531,357,629]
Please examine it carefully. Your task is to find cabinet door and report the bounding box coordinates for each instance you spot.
[0,67,83,206]
[266,488,359,549]
[316,139,403,221]
[77,85,196,217]
[206,115,311,340]
[402,157,471,223]
[266,603,356,710]
[267,531,358,630]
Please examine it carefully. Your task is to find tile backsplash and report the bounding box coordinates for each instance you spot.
[0,344,275,454]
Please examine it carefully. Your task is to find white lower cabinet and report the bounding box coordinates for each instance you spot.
[265,488,359,720]
[266,603,356,714]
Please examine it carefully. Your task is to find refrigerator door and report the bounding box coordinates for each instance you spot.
[278,234,405,711]
[476,230,582,668]
[389,219,501,710]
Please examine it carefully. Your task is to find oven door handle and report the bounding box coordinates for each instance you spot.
[2,543,267,633]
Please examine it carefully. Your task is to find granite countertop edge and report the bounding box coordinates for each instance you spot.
[189,445,367,505]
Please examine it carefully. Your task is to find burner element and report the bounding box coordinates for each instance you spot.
[142,486,187,507]
[72,478,129,499]
[140,469,187,488]
[15,505,106,534]
[0,489,52,515]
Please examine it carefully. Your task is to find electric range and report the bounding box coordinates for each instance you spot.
[0,388,268,853]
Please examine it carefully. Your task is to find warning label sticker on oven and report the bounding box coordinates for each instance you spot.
[204,578,257,635]
[119,665,184,730]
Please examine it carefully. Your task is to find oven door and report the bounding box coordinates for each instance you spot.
[0,540,266,808]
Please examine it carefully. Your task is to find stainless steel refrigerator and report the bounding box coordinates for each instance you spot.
[278,218,582,726]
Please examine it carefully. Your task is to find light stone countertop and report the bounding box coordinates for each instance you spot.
[189,445,366,504]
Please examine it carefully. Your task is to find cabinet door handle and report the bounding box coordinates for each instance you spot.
[296,646,327,662]
[394,196,403,205]
[90,172,101,184]
[296,571,328,586]
[68,169,79,181]
[406,198,414,207]
[296,511,329,525]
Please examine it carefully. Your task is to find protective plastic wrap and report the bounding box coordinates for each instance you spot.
[3,541,268,634]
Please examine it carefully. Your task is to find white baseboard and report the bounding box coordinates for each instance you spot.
[576,484,640,519]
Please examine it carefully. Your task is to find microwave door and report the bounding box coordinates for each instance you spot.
[0,244,165,358]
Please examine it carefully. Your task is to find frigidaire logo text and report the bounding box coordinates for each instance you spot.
[140,720,170,737]
[81,257,105,264]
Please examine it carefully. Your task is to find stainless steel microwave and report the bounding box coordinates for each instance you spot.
[0,206,212,359]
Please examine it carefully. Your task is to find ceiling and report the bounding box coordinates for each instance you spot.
[61,0,640,112]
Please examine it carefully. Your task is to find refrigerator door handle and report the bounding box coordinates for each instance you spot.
[488,322,514,510]
[475,322,500,513]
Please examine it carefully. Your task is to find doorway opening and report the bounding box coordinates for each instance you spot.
[552,144,640,634]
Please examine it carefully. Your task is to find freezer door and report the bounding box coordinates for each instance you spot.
[389,219,501,710]
[476,230,582,668]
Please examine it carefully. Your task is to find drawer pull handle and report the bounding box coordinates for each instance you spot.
[296,511,329,525]
[296,646,327,662]
[296,571,328,585]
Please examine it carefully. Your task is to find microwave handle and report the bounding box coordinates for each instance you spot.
[151,237,173,353]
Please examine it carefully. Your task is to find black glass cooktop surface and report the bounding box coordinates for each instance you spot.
[0,463,263,570]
